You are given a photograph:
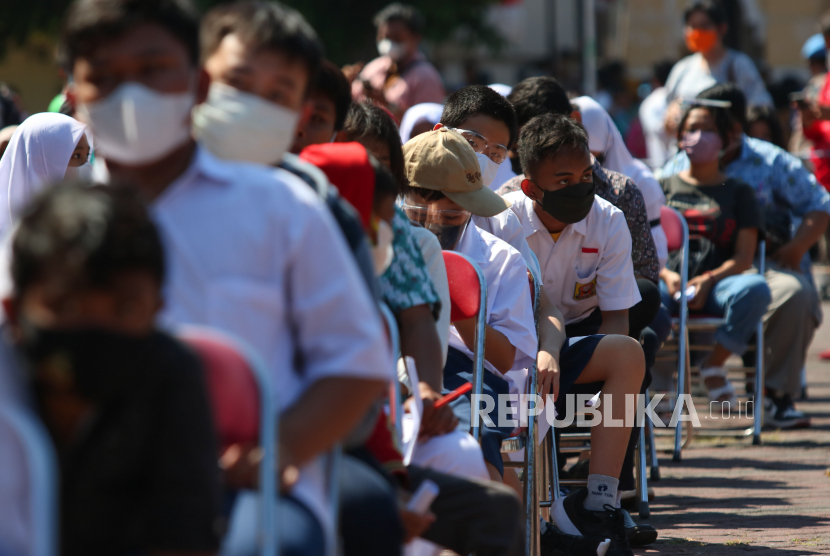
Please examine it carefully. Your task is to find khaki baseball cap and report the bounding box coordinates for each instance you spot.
[403,127,511,217]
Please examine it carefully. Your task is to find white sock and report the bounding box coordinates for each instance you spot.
[615,490,623,509]
[584,474,619,511]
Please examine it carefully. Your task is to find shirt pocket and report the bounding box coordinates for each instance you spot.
[207,278,284,362]
[564,264,599,312]
[576,252,600,281]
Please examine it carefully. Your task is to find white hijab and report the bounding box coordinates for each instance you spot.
[399,102,444,143]
[573,96,668,266]
[0,113,91,234]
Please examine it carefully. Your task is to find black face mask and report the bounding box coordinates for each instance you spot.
[538,180,596,224]
[427,221,468,250]
[18,324,157,403]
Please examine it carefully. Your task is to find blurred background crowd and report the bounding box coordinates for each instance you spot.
[0,0,827,166]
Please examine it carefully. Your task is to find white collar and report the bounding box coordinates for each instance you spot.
[455,221,486,263]
[517,193,587,239]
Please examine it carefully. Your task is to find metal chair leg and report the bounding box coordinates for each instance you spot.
[524,417,539,556]
[549,427,561,501]
[753,320,764,445]
[644,387,660,481]
[636,425,650,519]
[673,326,688,461]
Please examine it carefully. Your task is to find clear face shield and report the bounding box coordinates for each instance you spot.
[402,200,471,251]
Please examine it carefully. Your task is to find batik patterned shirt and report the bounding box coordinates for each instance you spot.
[379,206,441,318]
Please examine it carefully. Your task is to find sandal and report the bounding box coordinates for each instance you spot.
[699,365,737,404]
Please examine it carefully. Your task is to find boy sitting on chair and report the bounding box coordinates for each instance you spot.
[2,184,222,556]
[503,114,646,556]
[401,127,537,484]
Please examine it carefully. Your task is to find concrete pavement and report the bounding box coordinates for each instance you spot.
[638,302,830,555]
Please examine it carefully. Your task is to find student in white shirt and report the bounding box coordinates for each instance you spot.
[59,0,391,553]
[505,113,647,555]
[430,84,567,406]
[401,127,537,484]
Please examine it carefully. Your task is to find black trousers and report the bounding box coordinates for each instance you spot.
[558,278,661,491]
[410,466,524,556]
[342,449,524,556]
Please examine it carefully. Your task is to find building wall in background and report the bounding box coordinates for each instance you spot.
[437,0,830,91]
[622,0,830,81]
[0,35,63,116]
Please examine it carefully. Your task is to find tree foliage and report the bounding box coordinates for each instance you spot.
[0,0,502,64]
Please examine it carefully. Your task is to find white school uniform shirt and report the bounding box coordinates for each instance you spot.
[503,191,640,326]
[472,210,541,278]
[449,223,537,376]
[100,147,392,538]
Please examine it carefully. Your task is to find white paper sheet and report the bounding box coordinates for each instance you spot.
[400,356,422,466]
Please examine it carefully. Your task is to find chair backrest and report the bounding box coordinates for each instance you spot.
[442,251,483,321]
[378,303,404,442]
[179,330,260,452]
[441,250,488,443]
[176,326,278,556]
[661,205,687,252]
[0,404,58,556]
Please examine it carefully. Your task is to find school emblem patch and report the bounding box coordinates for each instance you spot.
[573,278,597,301]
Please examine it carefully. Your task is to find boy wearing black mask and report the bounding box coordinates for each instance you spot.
[401,127,537,486]
[2,184,222,556]
[504,114,647,556]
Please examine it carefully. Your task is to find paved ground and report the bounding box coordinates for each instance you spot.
[636,302,830,555]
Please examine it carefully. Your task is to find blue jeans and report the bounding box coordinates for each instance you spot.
[660,273,771,355]
[221,493,325,556]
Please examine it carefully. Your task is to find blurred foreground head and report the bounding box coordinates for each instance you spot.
[5,183,164,336]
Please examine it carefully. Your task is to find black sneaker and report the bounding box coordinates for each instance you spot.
[763,395,810,429]
[540,520,610,556]
[551,488,632,556]
[620,508,658,547]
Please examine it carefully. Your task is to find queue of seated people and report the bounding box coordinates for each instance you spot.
[0,2,828,556]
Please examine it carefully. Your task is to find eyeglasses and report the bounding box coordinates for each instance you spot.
[449,128,509,164]
[401,202,471,227]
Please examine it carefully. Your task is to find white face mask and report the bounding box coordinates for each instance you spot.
[476,152,500,188]
[64,161,93,181]
[372,219,395,276]
[193,82,299,166]
[377,39,407,62]
[76,82,194,165]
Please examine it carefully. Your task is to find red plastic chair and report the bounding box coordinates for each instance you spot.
[441,251,487,442]
[177,326,278,556]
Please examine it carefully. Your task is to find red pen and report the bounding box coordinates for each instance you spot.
[434,382,473,408]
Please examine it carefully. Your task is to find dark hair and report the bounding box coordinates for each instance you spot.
[201,1,322,88]
[508,76,571,128]
[518,113,589,176]
[11,183,165,295]
[369,155,399,203]
[821,10,830,36]
[684,1,727,26]
[374,3,425,35]
[312,60,352,132]
[747,105,784,149]
[441,85,518,148]
[58,99,75,118]
[676,104,734,148]
[406,187,446,203]
[653,59,675,87]
[342,101,408,191]
[61,0,200,68]
[697,83,747,129]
